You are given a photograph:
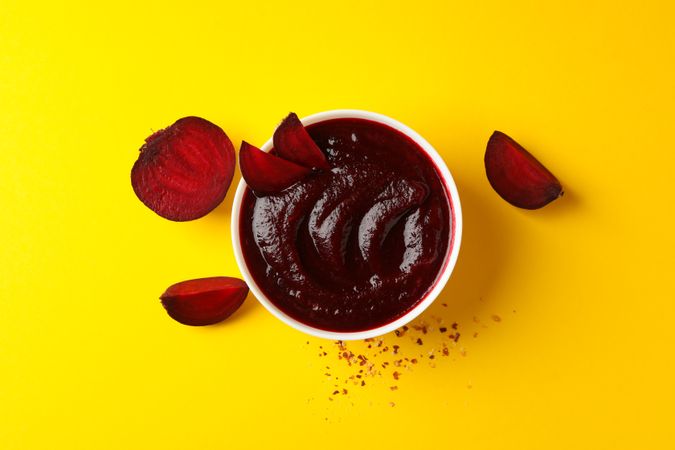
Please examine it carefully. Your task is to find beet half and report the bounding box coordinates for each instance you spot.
[131,116,235,221]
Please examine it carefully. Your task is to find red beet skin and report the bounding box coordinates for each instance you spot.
[160,277,249,326]
[273,113,330,169]
[485,131,563,209]
[131,116,235,221]
[239,141,312,194]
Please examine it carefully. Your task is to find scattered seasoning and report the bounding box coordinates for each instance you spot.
[312,313,506,403]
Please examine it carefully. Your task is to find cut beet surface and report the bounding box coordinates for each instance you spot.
[239,141,312,194]
[273,113,330,169]
[485,131,563,209]
[131,116,235,221]
[160,277,249,326]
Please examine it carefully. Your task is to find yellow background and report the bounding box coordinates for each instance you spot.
[1,1,674,449]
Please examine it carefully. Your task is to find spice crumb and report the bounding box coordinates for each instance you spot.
[491,314,501,322]
[390,386,398,391]
[439,327,447,333]
[393,371,400,380]
[416,338,423,345]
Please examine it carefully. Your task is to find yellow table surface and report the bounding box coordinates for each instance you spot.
[2,1,674,449]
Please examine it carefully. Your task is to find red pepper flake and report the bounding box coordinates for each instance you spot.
[451,322,458,330]
[332,390,340,395]
[390,386,398,391]
[442,347,449,356]
[377,340,383,348]
[342,389,348,395]
[491,314,502,322]
[429,354,435,360]
[473,332,479,338]
[361,380,366,386]
[442,303,448,307]
[323,352,327,356]
[416,338,423,345]
[324,373,331,376]
[412,324,428,334]
[356,374,362,378]
[392,345,400,354]
[382,346,389,352]
[393,371,400,380]
[411,358,418,364]
[439,327,447,333]
[394,330,401,337]
[453,333,461,342]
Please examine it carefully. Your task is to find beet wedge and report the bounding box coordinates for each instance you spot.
[273,112,330,169]
[239,141,312,194]
[485,131,563,209]
[160,277,249,326]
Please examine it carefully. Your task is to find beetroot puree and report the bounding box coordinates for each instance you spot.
[239,118,452,332]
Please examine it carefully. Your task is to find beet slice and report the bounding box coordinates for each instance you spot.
[239,141,312,194]
[273,113,330,169]
[160,277,249,326]
[485,131,563,209]
[131,116,235,221]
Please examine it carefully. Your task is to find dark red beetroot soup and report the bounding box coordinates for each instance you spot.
[239,118,452,332]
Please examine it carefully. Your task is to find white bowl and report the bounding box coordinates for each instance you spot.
[231,110,462,340]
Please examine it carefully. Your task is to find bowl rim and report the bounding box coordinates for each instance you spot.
[230,109,463,340]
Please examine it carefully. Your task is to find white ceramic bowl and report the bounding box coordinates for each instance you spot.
[231,110,462,340]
